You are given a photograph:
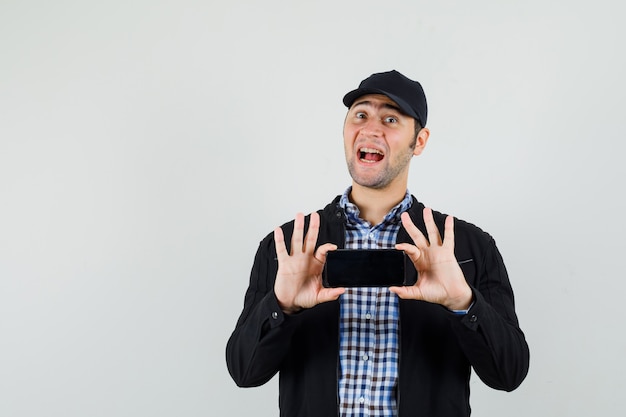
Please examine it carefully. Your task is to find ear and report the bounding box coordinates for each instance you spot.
[413,127,430,156]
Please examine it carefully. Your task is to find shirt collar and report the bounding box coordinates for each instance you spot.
[339,186,412,227]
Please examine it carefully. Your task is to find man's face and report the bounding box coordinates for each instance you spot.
[343,94,425,190]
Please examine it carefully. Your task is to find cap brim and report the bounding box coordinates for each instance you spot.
[342,88,420,122]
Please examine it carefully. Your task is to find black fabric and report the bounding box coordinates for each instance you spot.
[226,196,530,417]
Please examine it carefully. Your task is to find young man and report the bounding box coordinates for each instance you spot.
[226,70,529,417]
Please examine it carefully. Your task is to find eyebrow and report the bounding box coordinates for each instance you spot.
[352,100,404,115]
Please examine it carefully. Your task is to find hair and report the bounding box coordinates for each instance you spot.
[411,119,423,148]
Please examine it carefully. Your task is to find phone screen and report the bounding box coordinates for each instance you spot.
[323,249,415,287]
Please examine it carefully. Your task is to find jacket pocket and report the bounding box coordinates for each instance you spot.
[458,258,476,286]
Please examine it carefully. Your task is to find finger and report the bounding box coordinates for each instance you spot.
[315,242,338,264]
[303,212,320,254]
[317,287,346,303]
[443,215,455,250]
[274,226,288,261]
[400,212,429,248]
[389,285,423,300]
[395,243,421,264]
[291,213,305,254]
[389,286,408,298]
[423,207,442,246]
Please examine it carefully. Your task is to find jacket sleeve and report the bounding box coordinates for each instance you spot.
[225,234,303,387]
[450,237,530,391]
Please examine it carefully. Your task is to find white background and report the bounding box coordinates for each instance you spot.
[1,1,625,416]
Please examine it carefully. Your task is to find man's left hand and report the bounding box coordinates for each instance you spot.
[390,208,473,311]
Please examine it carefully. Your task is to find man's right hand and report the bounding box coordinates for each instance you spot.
[273,212,345,314]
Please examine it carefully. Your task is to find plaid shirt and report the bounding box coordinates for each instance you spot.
[338,188,412,417]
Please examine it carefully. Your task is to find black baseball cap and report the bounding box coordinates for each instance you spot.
[343,70,428,127]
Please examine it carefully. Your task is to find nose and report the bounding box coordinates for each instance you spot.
[359,118,384,137]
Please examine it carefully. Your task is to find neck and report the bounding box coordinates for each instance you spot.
[349,181,408,226]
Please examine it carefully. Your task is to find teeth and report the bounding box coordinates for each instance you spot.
[359,147,383,155]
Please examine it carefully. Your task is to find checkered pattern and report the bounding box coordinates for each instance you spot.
[338,188,412,417]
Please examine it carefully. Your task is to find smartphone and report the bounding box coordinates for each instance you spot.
[323,249,417,288]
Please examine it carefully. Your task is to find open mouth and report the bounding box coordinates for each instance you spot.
[359,147,384,163]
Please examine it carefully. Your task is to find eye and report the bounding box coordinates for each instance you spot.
[355,112,366,119]
[384,116,398,123]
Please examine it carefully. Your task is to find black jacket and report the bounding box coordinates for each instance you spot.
[226,196,529,416]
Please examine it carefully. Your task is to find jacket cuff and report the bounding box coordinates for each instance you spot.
[457,288,485,331]
[262,291,303,330]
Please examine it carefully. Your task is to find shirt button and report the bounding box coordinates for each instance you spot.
[271,311,279,320]
[362,354,369,361]
[469,314,477,323]
[365,313,372,320]
[359,397,365,404]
